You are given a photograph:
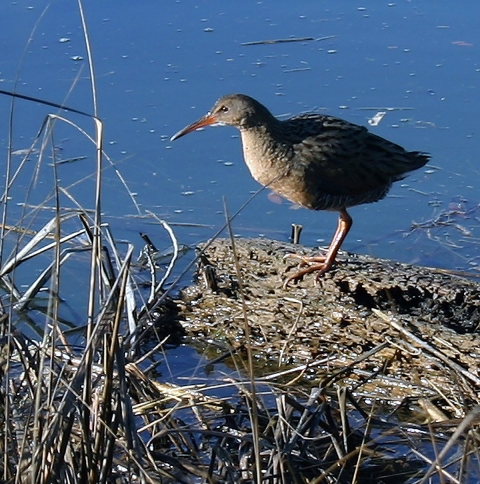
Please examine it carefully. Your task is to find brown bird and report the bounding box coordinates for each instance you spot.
[171,94,429,285]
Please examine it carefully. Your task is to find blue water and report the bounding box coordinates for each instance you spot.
[1,1,479,273]
[0,1,478,311]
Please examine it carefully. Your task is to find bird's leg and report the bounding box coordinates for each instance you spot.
[284,209,352,285]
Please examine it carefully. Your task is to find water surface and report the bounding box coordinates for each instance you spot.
[1,1,479,275]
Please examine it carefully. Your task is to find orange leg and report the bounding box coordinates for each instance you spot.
[284,209,352,286]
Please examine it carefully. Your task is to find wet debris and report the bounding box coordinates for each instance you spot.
[177,237,480,401]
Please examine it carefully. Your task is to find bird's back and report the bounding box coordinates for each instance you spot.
[271,113,429,210]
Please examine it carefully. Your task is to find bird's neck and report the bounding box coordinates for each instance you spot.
[239,120,291,187]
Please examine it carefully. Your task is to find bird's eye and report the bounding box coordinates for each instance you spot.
[220,105,229,113]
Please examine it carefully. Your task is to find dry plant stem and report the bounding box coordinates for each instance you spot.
[34,130,71,481]
[104,227,137,336]
[409,447,461,484]
[6,95,140,216]
[261,356,337,382]
[138,184,268,319]
[241,36,315,45]
[89,245,134,351]
[352,397,377,483]
[0,5,49,267]
[0,111,91,251]
[278,297,303,367]
[11,106,140,215]
[0,159,85,308]
[146,211,180,299]
[145,249,157,306]
[373,309,480,387]
[49,128,68,346]
[77,0,97,115]
[321,341,391,388]
[311,447,364,483]
[223,197,262,484]
[94,252,130,481]
[80,2,103,470]
[241,35,336,46]
[0,217,58,277]
[417,406,480,484]
[15,246,90,311]
[338,387,350,458]
[10,225,86,268]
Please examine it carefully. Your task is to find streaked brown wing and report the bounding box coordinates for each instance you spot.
[284,114,428,198]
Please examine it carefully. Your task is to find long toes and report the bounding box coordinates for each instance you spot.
[283,262,333,287]
[283,253,327,265]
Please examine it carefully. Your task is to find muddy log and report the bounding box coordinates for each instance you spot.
[176,238,480,400]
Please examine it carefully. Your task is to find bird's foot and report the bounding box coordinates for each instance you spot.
[283,253,334,288]
[284,253,327,266]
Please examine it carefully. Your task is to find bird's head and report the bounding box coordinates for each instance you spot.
[170,94,274,141]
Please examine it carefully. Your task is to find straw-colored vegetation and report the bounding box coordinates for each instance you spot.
[1,4,479,484]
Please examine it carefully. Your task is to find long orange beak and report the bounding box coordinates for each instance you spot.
[170,113,218,141]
